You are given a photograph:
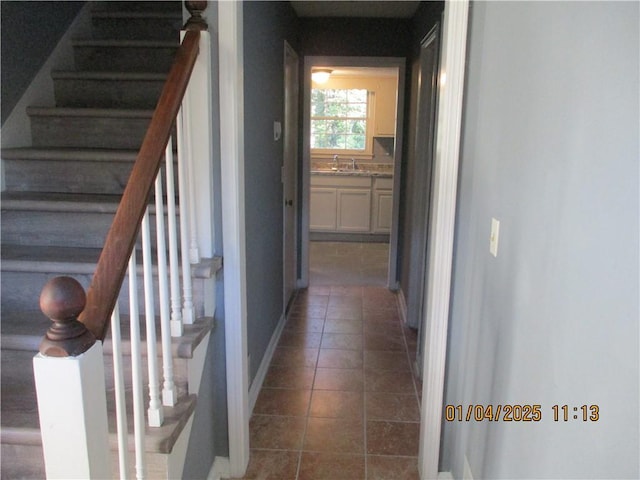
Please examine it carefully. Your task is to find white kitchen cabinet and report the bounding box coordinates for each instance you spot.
[310,174,392,234]
[372,177,393,233]
[310,187,337,231]
[337,189,371,232]
[374,77,397,137]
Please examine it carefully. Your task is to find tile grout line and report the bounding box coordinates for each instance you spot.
[294,299,326,480]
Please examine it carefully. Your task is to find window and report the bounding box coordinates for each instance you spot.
[311,89,368,151]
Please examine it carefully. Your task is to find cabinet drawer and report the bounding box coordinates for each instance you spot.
[373,177,393,190]
[311,175,372,188]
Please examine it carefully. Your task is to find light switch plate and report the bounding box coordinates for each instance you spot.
[490,217,500,257]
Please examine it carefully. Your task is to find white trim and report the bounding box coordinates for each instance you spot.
[207,456,231,480]
[248,313,288,413]
[218,1,250,477]
[419,1,469,479]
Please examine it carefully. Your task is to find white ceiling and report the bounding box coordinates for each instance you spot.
[291,1,421,19]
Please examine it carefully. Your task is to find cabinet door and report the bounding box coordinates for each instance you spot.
[310,187,337,231]
[373,191,393,233]
[337,189,371,232]
[374,78,397,137]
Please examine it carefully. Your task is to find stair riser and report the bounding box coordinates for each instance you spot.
[91,17,182,41]
[1,271,205,319]
[30,115,151,150]
[74,46,177,73]
[2,159,177,195]
[3,159,131,194]
[54,78,165,109]
[1,441,174,480]
[1,210,174,249]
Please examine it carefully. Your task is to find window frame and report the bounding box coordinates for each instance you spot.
[310,87,374,156]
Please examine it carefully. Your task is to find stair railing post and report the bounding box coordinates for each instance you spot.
[33,276,112,479]
[183,1,215,261]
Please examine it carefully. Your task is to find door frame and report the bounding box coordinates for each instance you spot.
[413,23,441,378]
[300,56,406,290]
[216,1,470,477]
[282,41,299,312]
[218,2,250,477]
[418,1,469,478]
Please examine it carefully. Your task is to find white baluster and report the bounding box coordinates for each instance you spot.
[176,108,195,324]
[128,251,146,479]
[110,303,130,479]
[141,209,163,426]
[155,173,178,407]
[164,139,184,337]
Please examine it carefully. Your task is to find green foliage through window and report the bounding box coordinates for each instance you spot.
[311,89,368,150]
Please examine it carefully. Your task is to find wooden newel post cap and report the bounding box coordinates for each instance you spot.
[39,276,96,357]
[184,1,208,31]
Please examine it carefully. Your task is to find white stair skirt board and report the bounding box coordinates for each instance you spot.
[207,456,231,480]
[248,312,288,414]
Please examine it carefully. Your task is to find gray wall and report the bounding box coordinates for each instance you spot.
[299,17,411,57]
[1,1,84,123]
[243,1,299,384]
[442,2,639,478]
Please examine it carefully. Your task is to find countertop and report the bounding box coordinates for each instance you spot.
[310,169,393,178]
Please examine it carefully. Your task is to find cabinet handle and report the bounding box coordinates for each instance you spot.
[285,199,293,206]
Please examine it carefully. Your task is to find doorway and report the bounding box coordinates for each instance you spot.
[300,56,406,290]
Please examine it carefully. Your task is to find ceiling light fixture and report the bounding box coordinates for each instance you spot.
[312,68,332,84]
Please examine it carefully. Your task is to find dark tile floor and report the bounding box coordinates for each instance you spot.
[228,242,422,480]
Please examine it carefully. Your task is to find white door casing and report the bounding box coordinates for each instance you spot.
[419,1,469,478]
[283,41,299,312]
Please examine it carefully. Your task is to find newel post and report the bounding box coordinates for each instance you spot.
[33,277,112,479]
[180,0,215,266]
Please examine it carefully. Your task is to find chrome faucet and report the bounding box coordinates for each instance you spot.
[350,157,357,170]
[333,154,339,170]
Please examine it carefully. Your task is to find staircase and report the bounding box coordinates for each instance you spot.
[1,2,215,478]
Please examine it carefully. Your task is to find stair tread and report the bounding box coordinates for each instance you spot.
[1,147,139,162]
[1,311,214,360]
[72,39,178,47]
[1,191,123,212]
[51,70,167,80]
[27,106,154,118]
[1,244,102,268]
[1,245,221,279]
[91,11,181,19]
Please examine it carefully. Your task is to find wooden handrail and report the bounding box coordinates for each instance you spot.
[77,30,201,342]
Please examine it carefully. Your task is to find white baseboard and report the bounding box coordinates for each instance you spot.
[207,456,230,480]
[248,312,288,414]
[397,287,408,325]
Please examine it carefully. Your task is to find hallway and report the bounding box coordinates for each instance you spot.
[229,242,422,479]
